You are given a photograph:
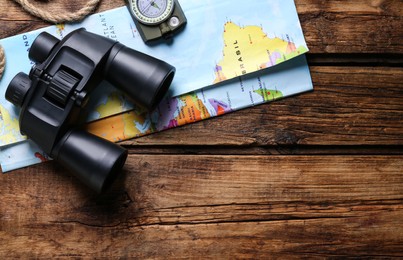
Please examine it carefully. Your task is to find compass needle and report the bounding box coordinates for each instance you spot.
[151,2,161,10]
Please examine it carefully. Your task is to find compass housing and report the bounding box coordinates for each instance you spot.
[131,0,175,25]
[127,0,187,43]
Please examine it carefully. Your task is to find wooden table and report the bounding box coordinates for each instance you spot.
[1,0,402,258]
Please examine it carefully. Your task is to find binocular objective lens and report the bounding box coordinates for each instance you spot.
[54,129,128,193]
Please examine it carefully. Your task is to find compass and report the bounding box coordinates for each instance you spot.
[127,0,187,43]
[131,0,174,25]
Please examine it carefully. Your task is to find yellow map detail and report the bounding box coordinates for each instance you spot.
[0,104,25,144]
[176,94,210,125]
[214,22,302,83]
[94,92,126,118]
[86,92,151,142]
[86,110,149,142]
[86,93,212,142]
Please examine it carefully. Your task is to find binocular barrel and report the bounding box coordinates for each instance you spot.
[53,129,128,193]
[106,44,175,110]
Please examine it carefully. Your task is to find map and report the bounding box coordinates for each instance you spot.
[1,55,312,171]
[0,0,312,171]
[214,22,306,83]
[87,55,310,142]
[0,141,50,172]
[0,0,308,146]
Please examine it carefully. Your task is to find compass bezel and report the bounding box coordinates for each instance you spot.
[130,0,175,25]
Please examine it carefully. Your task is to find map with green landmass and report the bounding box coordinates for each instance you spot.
[0,104,25,145]
[0,0,312,172]
[214,22,307,83]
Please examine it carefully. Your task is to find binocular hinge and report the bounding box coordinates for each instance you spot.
[45,69,80,107]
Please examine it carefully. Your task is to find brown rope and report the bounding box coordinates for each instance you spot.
[13,0,102,23]
[0,45,5,79]
[0,0,102,79]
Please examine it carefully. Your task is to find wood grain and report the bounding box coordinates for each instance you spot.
[119,66,403,146]
[1,155,402,258]
[0,0,402,258]
[296,0,403,54]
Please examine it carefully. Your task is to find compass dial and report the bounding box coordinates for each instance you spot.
[131,0,175,25]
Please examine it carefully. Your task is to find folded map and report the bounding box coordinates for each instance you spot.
[0,0,312,171]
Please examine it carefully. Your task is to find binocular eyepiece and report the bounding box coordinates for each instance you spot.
[6,29,175,192]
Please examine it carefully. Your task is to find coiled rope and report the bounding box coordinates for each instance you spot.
[0,47,5,79]
[0,0,102,79]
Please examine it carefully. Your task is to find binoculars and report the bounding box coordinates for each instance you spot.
[5,29,175,192]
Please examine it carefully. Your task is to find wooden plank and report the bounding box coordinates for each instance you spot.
[296,0,403,54]
[118,66,403,146]
[307,53,403,66]
[0,0,401,54]
[1,216,402,258]
[0,155,402,257]
[120,145,403,156]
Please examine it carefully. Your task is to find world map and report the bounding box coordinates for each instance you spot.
[0,0,312,171]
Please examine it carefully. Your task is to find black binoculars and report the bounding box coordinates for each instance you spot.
[5,28,175,192]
